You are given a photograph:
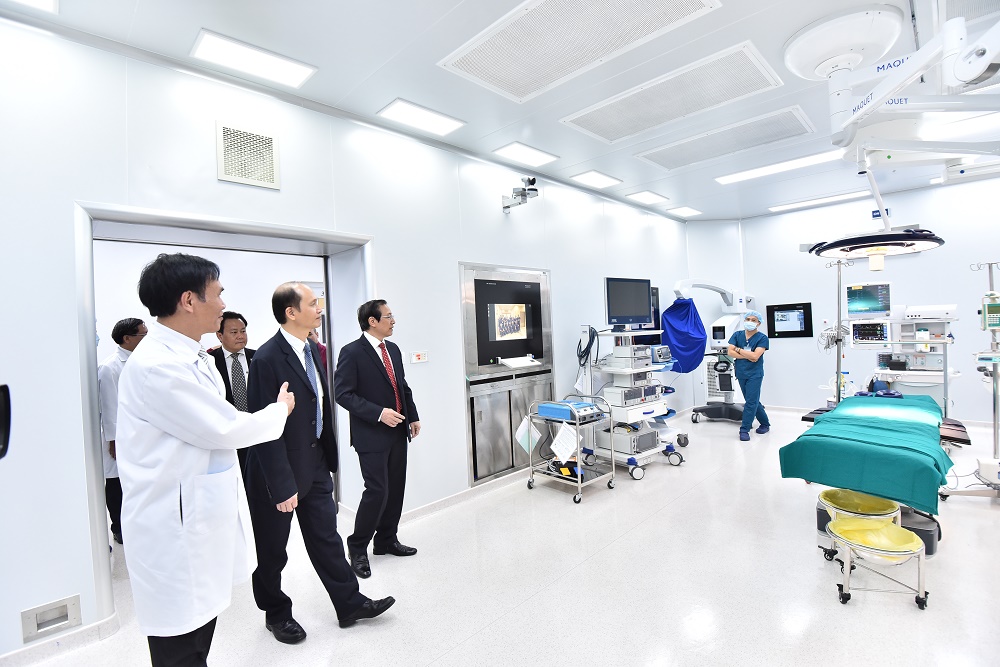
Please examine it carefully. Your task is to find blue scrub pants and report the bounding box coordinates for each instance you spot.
[737,375,769,433]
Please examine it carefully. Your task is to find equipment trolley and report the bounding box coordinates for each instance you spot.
[526,395,615,503]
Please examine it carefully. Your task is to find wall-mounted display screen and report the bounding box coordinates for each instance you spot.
[766,302,814,339]
[847,282,891,319]
[474,280,543,365]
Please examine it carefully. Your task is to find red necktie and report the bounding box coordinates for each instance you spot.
[379,342,403,413]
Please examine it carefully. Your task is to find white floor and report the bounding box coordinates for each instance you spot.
[35,410,1000,666]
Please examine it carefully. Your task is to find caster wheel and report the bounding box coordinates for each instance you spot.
[607,479,616,489]
[629,466,645,480]
[583,453,597,466]
[667,452,683,466]
[573,494,582,504]
[836,584,851,604]
[938,492,948,501]
[915,591,929,609]
[820,546,837,562]
[677,434,689,447]
[527,479,534,490]
[691,413,701,424]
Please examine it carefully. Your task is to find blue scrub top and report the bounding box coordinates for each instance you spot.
[728,329,769,379]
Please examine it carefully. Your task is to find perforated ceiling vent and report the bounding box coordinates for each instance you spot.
[946,0,1000,23]
[216,123,280,190]
[637,107,814,170]
[439,0,721,103]
[563,42,783,143]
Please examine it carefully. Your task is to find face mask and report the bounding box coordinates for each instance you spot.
[744,321,758,331]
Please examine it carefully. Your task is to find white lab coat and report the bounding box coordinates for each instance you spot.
[117,321,287,637]
[97,346,130,478]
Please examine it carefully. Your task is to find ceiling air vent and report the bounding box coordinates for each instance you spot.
[563,42,783,143]
[216,122,280,190]
[439,0,721,103]
[946,0,1000,23]
[637,107,814,170]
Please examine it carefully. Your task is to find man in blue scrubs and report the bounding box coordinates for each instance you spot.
[727,310,770,441]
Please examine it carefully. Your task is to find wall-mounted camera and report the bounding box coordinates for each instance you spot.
[502,177,539,213]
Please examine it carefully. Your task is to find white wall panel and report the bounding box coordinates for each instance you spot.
[124,60,337,227]
[0,24,128,656]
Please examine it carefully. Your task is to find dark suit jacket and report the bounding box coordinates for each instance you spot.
[209,347,256,405]
[245,332,337,503]
[334,334,418,454]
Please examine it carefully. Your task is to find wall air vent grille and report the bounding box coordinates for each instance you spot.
[637,107,814,170]
[562,42,783,143]
[439,0,721,103]
[216,123,280,190]
[946,0,1000,23]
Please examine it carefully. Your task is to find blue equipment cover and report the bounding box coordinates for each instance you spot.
[660,298,708,374]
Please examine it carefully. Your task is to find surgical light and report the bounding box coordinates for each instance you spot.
[808,229,945,263]
[190,30,317,88]
[626,191,669,205]
[715,149,845,184]
[571,171,622,189]
[377,99,466,136]
[493,142,558,167]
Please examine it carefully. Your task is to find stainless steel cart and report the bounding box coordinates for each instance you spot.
[526,395,615,503]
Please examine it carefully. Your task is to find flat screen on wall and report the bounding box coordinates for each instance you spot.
[766,303,814,339]
[474,280,543,365]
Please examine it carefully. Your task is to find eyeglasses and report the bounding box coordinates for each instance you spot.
[129,332,148,338]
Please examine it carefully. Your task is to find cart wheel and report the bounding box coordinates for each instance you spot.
[938,492,948,501]
[835,559,856,574]
[607,479,615,489]
[527,479,534,490]
[666,452,683,466]
[819,546,838,561]
[573,494,582,504]
[583,453,597,466]
[677,434,689,447]
[915,592,929,610]
[691,413,701,424]
[839,591,851,604]
[629,466,645,480]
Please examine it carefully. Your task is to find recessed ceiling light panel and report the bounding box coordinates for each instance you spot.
[716,149,845,185]
[768,190,869,212]
[571,171,622,188]
[493,142,559,167]
[190,30,317,88]
[667,206,702,217]
[377,99,466,136]
[626,191,668,205]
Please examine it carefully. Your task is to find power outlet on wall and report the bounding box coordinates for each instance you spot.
[410,351,428,364]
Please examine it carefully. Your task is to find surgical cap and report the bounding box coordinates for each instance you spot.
[744,310,763,322]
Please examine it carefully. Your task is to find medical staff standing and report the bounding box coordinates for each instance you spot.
[727,310,771,441]
[116,253,295,667]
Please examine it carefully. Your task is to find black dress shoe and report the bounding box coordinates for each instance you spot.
[339,597,395,628]
[349,552,371,578]
[373,541,417,557]
[265,618,307,644]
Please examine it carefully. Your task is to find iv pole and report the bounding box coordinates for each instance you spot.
[829,259,852,405]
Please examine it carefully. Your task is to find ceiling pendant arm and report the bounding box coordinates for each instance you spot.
[864,168,890,232]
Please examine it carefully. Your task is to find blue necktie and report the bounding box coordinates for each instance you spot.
[304,343,323,438]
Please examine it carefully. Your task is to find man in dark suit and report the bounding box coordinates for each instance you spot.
[246,283,394,645]
[209,311,255,472]
[334,299,420,579]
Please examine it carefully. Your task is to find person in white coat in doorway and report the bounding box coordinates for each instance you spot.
[97,317,147,546]
[117,253,295,667]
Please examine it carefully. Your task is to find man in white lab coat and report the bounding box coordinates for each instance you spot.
[117,253,295,667]
[97,317,147,546]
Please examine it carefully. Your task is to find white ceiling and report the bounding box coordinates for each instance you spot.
[2,0,999,221]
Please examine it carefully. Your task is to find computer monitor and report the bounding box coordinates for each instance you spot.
[766,302,814,339]
[846,282,891,319]
[605,277,652,331]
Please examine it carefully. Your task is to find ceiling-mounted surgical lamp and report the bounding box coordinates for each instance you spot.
[806,166,944,270]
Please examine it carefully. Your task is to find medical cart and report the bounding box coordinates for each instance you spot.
[589,330,686,480]
[526,395,615,503]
